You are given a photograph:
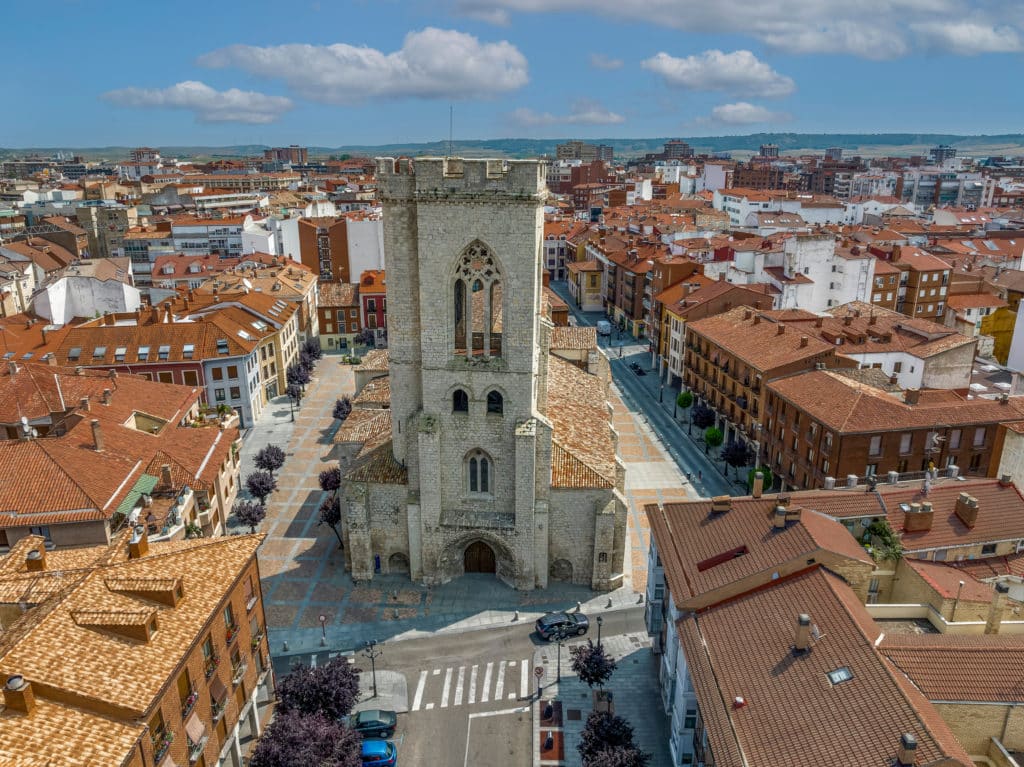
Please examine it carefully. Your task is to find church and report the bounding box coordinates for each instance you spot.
[338,157,626,591]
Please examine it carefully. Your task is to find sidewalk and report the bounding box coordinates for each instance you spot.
[534,632,669,767]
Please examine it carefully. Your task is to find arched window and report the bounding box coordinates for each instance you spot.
[486,390,503,415]
[453,389,469,413]
[453,241,501,359]
[467,449,493,495]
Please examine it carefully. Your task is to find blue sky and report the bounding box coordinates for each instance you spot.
[6,0,1024,147]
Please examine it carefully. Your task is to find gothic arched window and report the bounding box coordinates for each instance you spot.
[467,449,493,495]
[453,241,501,359]
[453,389,469,413]
[486,390,503,415]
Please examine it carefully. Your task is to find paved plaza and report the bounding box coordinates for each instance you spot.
[243,351,694,655]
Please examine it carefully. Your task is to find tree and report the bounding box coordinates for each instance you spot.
[250,711,361,767]
[691,404,715,431]
[299,349,315,372]
[570,639,618,690]
[747,465,774,493]
[578,711,638,765]
[586,746,651,767]
[245,470,277,505]
[302,337,323,361]
[276,656,360,720]
[333,397,352,422]
[703,426,724,455]
[234,499,267,533]
[355,328,375,347]
[254,444,286,476]
[319,495,344,549]
[287,363,311,389]
[675,390,693,425]
[721,441,752,478]
[286,382,303,405]
[319,466,342,494]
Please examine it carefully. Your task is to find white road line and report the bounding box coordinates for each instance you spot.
[411,670,427,711]
[425,702,434,710]
[508,693,516,700]
[309,654,317,668]
[494,660,506,700]
[519,657,529,698]
[481,662,493,703]
[464,706,531,767]
[468,664,478,705]
[454,666,465,706]
[441,667,453,708]
[433,668,441,675]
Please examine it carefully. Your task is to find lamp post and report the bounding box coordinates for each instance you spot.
[659,382,664,403]
[318,613,327,647]
[596,615,603,649]
[555,634,566,683]
[362,639,382,698]
[288,395,294,422]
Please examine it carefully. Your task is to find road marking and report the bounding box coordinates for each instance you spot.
[411,670,427,711]
[432,668,441,675]
[519,657,529,697]
[309,654,317,668]
[441,667,453,708]
[464,706,530,767]
[480,662,493,703]
[425,702,434,710]
[508,693,516,700]
[468,664,478,705]
[454,666,465,706]
[494,660,506,700]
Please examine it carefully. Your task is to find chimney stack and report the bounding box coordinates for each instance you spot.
[161,463,173,488]
[903,501,934,533]
[800,335,809,348]
[777,323,786,336]
[102,388,112,405]
[904,389,920,405]
[80,396,90,412]
[896,734,917,766]
[794,614,811,652]
[128,524,149,560]
[844,315,852,326]
[955,493,979,528]
[773,505,788,529]
[90,419,103,451]
[25,547,46,572]
[1000,474,1013,487]
[3,675,36,715]
[752,471,764,498]
[7,361,17,376]
[743,309,752,321]
[108,369,117,382]
[985,582,1011,635]
[150,305,159,324]
[814,316,823,328]
[711,496,731,514]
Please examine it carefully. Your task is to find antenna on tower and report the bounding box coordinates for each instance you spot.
[448,105,454,158]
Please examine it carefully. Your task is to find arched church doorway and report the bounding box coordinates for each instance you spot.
[388,552,410,574]
[464,541,497,574]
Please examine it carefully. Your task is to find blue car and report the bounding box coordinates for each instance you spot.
[361,739,397,767]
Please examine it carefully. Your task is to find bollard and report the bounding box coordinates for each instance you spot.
[513,610,519,622]
[575,601,582,613]
[637,593,644,604]
[283,640,289,652]
[606,597,613,609]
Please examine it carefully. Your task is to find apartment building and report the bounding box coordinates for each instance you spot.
[359,269,387,345]
[870,258,901,311]
[0,363,240,546]
[894,247,952,321]
[75,202,138,259]
[190,172,300,192]
[763,367,1024,490]
[296,213,384,285]
[318,281,361,351]
[171,216,248,259]
[0,531,271,767]
[565,259,603,312]
[0,249,34,317]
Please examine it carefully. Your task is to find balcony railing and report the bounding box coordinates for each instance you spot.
[251,629,265,652]
[204,655,220,679]
[211,699,227,724]
[180,689,198,720]
[225,624,239,645]
[232,661,248,686]
[188,735,209,764]
[152,729,174,764]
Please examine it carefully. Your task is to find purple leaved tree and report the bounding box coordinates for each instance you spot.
[276,656,360,720]
[579,711,638,765]
[254,444,286,476]
[250,711,361,767]
[585,746,651,767]
[318,466,342,494]
[245,470,277,505]
[319,495,344,549]
[332,397,352,422]
[570,639,618,690]
[233,500,267,533]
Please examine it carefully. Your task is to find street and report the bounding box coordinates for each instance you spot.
[274,606,647,767]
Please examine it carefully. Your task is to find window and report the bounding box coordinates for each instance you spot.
[827,666,854,685]
[324,309,332,319]
[452,389,468,412]
[29,525,51,541]
[227,365,239,379]
[893,361,902,373]
[183,344,195,359]
[974,427,986,447]
[684,708,697,729]
[93,346,106,359]
[949,429,961,449]
[212,367,224,381]
[224,603,236,634]
[157,371,173,384]
[158,345,171,360]
[467,449,493,495]
[367,298,376,312]
[869,435,882,456]
[215,388,226,402]
[350,309,357,318]
[866,463,878,477]
[230,387,241,400]
[982,543,997,555]
[67,347,81,361]
[899,433,912,454]
[487,390,503,415]
[183,371,199,387]
[217,339,229,355]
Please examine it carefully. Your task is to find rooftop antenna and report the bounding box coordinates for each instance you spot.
[448,105,454,158]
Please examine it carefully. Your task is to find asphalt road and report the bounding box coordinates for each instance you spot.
[274,606,647,766]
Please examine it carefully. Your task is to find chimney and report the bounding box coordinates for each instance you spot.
[904,389,920,405]
[896,734,917,766]
[75,366,83,376]
[150,305,159,323]
[711,496,731,514]
[80,396,90,412]
[7,361,16,376]
[161,463,173,488]
[843,315,852,326]
[955,493,978,528]
[1000,393,1010,405]
[753,315,761,325]
[752,471,764,498]
[800,335,809,348]
[3,675,36,715]
[985,582,1011,635]
[90,419,103,451]
[773,505,788,529]
[868,313,877,325]
[128,525,149,559]
[743,309,752,321]
[40,326,48,344]
[999,474,1013,487]
[102,388,112,405]
[889,374,898,385]
[777,323,786,336]
[25,547,46,572]
[108,369,117,382]
[903,501,934,533]
[794,614,811,652]
[814,316,823,328]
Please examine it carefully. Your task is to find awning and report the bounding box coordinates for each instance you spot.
[210,675,228,702]
[185,711,206,744]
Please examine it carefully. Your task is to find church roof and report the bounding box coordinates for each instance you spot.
[547,355,617,488]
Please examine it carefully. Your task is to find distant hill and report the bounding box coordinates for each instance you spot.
[4,133,1024,162]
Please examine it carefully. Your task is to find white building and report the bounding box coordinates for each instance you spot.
[31,258,139,325]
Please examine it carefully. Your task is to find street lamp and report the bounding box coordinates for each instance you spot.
[555,634,566,683]
[596,615,603,649]
[362,639,382,698]
[659,382,664,403]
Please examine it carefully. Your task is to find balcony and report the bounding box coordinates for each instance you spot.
[152,729,174,764]
[187,735,208,764]
[232,660,248,686]
[180,689,198,720]
[204,655,220,679]
[211,699,227,724]
[225,624,239,646]
[251,628,265,652]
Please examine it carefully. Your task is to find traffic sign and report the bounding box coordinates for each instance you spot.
[534,666,544,678]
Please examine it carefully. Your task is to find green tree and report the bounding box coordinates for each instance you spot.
[675,391,693,426]
[703,426,723,455]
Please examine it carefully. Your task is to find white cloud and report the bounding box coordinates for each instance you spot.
[455,0,1024,59]
[641,49,794,98]
[510,99,625,127]
[706,102,791,125]
[589,53,624,70]
[197,28,528,104]
[912,21,1022,54]
[101,80,292,124]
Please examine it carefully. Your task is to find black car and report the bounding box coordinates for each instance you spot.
[349,709,398,738]
[535,611,590,640]
[634,366,646,376]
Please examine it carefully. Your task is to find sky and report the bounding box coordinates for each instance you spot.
[6,0,1024,147]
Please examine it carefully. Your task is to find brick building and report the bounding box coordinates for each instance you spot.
[318,281,361,351]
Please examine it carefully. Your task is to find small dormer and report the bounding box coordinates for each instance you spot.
[105,576,184,607]
[71,608,160,642]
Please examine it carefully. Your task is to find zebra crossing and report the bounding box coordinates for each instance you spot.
[409,657,534,712]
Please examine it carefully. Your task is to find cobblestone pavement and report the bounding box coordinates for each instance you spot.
[248,352,695,655]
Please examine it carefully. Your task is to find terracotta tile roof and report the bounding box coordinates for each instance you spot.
[358,269,386,293]
[663,281,773,318]
[546,355,616,488]
[565,259,602,273]
[352,376,391,406]
[319,281,359,307]
[946,292,1007,310]
[333,408,393,458]
[345,445,407,484]
[678,567,973,767]
[880,633,1024,702]
[550,442,613,490]
[902,558,995,602]
[549,326,596,351]
[896,247,953,273]
[948,550,1024,580]
[354,349,389,372]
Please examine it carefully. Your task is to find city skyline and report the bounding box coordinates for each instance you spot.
[6,0,1024,147]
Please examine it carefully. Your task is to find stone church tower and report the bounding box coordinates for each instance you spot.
[341,157,626,591]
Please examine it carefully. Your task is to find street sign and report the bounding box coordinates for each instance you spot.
[318,614,327,623]
[534,666,544,678]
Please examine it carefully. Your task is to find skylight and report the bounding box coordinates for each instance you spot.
[182,344,195,359]
[115,347,127,362]
[827,666,853,685]
[138,346,150,361]
[67,347,81,361]
[93,346,106,359]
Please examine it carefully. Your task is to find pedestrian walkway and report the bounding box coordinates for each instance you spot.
[533,632,669,767]
[408,657,535,712]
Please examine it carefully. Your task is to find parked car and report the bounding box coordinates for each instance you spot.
[596,320,612,336]
[349,709,398,738]
[361,739,397,767]
[536,611,590,640]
